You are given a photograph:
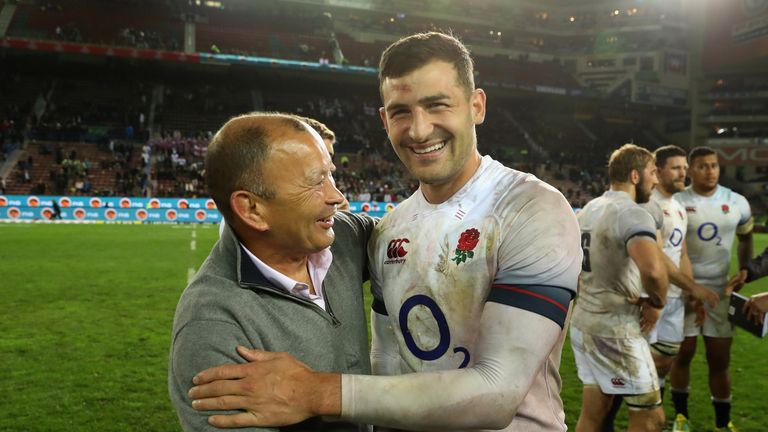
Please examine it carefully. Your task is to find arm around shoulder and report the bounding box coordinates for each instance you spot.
[342,303,564,430]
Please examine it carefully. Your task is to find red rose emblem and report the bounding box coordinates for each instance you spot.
[452,228,480,264]
[721,204,729,214]
[457,228,480,251]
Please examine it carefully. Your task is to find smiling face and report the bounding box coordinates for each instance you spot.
[259,129,344,258]
[379,60,485,203]
[657,155,688,195]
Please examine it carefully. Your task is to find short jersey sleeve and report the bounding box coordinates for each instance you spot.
[617,204,657,245]
[491,182,582,328]
[735,193,753,227]
[640,200,664,231]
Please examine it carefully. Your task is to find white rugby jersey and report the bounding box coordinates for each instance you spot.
[364,156,581,430]
[571,190,658,338]
[675,185,752,289]
[650,188,688,297]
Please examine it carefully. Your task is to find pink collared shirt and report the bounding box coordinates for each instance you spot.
[240,243,333,310]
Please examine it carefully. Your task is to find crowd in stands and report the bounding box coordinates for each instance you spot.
[0,4,759,216]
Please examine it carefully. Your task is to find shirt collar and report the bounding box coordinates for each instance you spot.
[239,242,333,295]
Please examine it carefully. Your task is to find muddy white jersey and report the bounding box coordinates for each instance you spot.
[367,155,581,430]
[650,188,688,297]
[571,190,658,338]
[675,186,752,289]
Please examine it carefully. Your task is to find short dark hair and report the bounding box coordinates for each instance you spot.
[654,145,687,168]
[379,31,475,98]
[205,113,305,221]
[688,146,717,165]
[608,143,654,183]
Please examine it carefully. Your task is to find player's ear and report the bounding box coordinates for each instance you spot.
[471,88,486,125]
[230,190,269,232]
[379,107,389,134]
[629,169,640,185]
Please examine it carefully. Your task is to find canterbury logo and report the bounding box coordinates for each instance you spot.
[387,239,409,259]
[610,377,626,387]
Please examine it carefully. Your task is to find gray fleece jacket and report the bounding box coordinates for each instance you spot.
[169,211,374,431]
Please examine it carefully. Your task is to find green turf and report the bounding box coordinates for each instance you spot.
[0,224,766,431]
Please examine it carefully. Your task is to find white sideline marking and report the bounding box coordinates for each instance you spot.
[190,240,196,251]
[187,267,196,284]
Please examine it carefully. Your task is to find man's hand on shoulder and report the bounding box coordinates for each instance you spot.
[188,346,341,428]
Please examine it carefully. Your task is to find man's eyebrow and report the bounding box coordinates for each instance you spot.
[418,93,451,105]
[385,93,451,113]
[307,162,334,180]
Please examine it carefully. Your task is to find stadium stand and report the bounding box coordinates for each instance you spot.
[0,0,765,220]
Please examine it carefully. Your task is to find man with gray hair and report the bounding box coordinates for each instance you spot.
[168,112,374,431]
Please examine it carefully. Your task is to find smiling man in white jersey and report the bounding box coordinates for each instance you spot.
[669,146,753,432]
[186,31,582,431]
[571,144,669,432]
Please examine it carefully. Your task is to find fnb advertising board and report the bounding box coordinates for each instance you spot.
[0,195,395,222]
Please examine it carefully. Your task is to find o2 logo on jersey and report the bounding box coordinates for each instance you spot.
[669,228,683,247]
[384,238,409,265]
[697,222,722,245]
[399,294,470,368]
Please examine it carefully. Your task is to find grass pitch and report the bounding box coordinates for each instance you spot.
[1,223,766,431]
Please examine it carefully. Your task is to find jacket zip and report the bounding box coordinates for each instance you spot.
[243,283,341,327]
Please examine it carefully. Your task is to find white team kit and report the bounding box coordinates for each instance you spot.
[570,190,661,402]
[647,188,688,347]
[342,156,582,431]
[675,185,753,337]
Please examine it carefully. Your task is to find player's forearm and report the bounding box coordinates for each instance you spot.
[661,252,696,293]
[310,373,343,417]
[680,244,694,279]
[640,252,668,307]
[629,239,668,307]
[641,273,668,307]
[342,305,563,430]
[737,233,753,270]
[745,248,768,283]
[342,366,520,430]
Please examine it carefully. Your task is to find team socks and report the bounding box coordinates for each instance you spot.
[671,387,689,418]
[712,396,732,428]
